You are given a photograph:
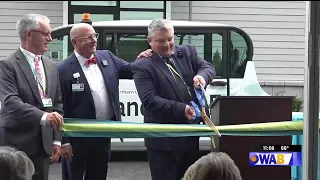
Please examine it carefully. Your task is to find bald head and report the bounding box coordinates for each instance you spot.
[70,23,97,59]
[70,23,94,40]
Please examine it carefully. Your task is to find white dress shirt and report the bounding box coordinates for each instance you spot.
[20,46,61,146]
[74,51,113,120]
[62,51,114,147]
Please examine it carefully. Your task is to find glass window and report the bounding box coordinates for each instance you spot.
[71,1,116,6]
[120,11,163,20]
[116,34,149,61]
[212,34,223,76]
[73,14,114,24]
[108,33,223,77]
[44,35,69,64]
[120,1,164,9]
[174,35,204,56]
[174,34,223,77]
[230,31,249,78]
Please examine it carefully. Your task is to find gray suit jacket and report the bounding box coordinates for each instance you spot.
[0,49,63,156]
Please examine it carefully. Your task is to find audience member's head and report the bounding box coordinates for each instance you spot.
[0,146,35,180]
[182,152,242,180]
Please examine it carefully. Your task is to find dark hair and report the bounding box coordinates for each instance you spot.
[0,146,35,180]
[182,152,242,180]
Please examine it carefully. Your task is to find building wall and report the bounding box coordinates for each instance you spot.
[171,1,306,101]
[0,1,63,59]
[0,1,305,84]
[0,1,308,107]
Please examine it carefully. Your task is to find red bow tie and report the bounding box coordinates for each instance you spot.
[85,57,97,66]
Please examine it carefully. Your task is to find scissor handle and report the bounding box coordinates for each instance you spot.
[190,101,201,120]
[194,83,206,107]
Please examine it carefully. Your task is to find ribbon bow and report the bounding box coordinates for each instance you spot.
[190,84,221,148]
[85,56,97,66]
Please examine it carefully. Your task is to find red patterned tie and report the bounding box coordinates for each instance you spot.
[85,56,97,66]
[34,56,44,98]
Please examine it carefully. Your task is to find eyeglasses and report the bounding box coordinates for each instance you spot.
[74,33,99,40]
[30,30,52,40]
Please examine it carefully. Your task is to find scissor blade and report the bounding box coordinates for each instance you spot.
[210,136,216,149]
[201,107,221,137]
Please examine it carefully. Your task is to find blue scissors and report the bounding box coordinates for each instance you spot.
[190,83,206,120]
[190,84,221,138]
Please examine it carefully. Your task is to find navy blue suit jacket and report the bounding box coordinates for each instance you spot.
[132,44,216,151]
[57,50,132,143]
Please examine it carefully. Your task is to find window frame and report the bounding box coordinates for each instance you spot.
[67,1,166,57]
[68,1,166,22]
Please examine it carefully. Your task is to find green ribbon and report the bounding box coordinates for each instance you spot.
[61,118,314,138]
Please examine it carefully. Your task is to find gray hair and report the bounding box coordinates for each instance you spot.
[0,146,35,180]
[147,18,174,38]
[182,152,242,180]
[16,14,50,41]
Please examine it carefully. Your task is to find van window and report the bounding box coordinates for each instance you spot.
[174,34,223,77]
[49,27,251,79]
[106,33,223,76]
[230,31,249,78]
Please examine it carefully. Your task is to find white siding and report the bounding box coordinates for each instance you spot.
[0,1,63,59]
[171,1,306,82]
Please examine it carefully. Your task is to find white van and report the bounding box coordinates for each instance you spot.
[49,19,269,151]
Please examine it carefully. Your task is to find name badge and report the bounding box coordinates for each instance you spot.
[42,98,53,107]
[102,60,108,66]
[72,83,84,92]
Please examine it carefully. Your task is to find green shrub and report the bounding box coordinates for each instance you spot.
[292,96,303,112]
[274,91,303,112]
[212,50,222,75]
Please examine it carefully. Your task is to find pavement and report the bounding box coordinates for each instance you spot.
[49,161,151,180]
[48,151,151,180]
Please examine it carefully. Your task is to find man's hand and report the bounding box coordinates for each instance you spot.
[136,49,153,59]
[185,105,196,121]
[193,75,206,89]
[51,145,61,163]
[46,112,64,129]
[61,144,73,161]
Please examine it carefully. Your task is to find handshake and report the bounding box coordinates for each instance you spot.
[45,112,64,129]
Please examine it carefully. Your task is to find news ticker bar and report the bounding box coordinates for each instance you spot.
[251,145,301,152]
[249,152,302,166]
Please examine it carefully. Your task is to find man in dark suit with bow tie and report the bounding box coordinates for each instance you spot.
[132,19,216,180]
[57,23,150,180]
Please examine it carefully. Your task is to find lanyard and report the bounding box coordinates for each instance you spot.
[166,57,191,98]
[25,56,46,96]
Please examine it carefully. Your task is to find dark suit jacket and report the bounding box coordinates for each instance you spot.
[57,50,132,144]
[132,44,216,151]
[0,49,63,156]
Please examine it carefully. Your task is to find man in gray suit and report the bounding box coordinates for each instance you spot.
[0,14,64,180]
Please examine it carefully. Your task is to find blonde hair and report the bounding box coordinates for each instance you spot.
[182,152,242,180]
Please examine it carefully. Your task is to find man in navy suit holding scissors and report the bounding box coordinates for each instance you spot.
[132,19,216,180]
